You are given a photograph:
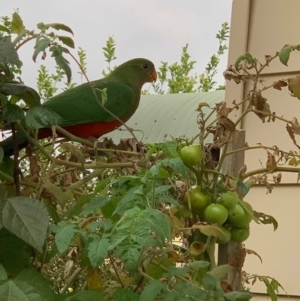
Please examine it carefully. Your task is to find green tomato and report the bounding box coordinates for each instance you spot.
[180,145,204,167]
[230,226,250,242]
[203,204,228,225]
[217,226,231,244]
[185,186,211,213]
[227,202,253,227]
[220,191,239,214]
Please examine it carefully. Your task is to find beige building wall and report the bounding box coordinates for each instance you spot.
[226,0,300,297]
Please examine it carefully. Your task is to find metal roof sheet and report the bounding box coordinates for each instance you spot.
[107,90,225,143]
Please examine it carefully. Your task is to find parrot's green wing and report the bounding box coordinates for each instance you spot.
[43,79,134,127]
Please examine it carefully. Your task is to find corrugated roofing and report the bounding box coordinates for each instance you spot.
[107,90,225,143]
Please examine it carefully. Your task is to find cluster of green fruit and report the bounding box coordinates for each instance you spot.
[180,145,253,243]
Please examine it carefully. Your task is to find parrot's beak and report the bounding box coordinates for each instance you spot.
[150,69,157,82]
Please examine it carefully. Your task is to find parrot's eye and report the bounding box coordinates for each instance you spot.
[142,63,149,69]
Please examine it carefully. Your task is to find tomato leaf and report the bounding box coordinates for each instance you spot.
[58,36,75,48]
[46,23,74,35]
[50,45,72,82]
[11,12,25,35]
[32,38,51,62]
[234,52,255,69]
[254,211,278,231]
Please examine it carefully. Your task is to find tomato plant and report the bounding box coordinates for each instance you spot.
[180,145,204,167]
[203,203,228,225]
[227,202,253,227]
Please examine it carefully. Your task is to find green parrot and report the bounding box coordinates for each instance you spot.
[1,58,157,155]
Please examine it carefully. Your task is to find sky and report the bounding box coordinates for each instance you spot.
[2,0,233,91]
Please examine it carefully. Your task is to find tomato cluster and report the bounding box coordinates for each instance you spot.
[185,188,252,243]
[180,144,253,243]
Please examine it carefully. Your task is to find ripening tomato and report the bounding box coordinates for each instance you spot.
[180,145,204,167]
[230,226,250,242]
[203,204,228,225]
[185,186,211,213]
[217,226,231,244]
[220,191,239,214]
[227,202,253,227]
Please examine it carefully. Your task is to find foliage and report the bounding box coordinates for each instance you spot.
[0,11,299,301]
[101,23,230,94]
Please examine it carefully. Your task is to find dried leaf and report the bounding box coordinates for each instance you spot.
[273,173,282,184]
[64,260,74,279]
[245,249,263,263]
[223,65,242,84]
[288,75,300,100]
[251,91,271,122]
[286,123,300,150]
[87,267,103,290]
[272,80,287,91]
[62,143,85,167]
[266,151,277,172]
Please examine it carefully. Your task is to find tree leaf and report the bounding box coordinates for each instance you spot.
[50,45,72,82]
[139,280,166,301]
[278,45,300,66]
[16,268,55,301]
[202,274,217,290]
[0,83,41,107]
[46,23,74,35]
[112,288,139,301]
[11,12,25,35]
[32,38,51,62]
[0,36,22,66]
[25,106,62,129]
[0,264,7,281]
[234,52,255,69]
[58,36,75,48]
[208,264,232,280]
[0,25,10,34]
[87,237,110,267]
[2,196,49,253]
[54,222,76,253]
[3,104,24,123]
[0,280,40,301]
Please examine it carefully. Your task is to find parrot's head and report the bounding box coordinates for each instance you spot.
[111,58,157,90]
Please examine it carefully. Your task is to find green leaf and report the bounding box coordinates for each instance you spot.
[1,83,41,107]
[0,264,7,281]
[79,195,109,216]
[50,45,72,82]
[0,36,22,67]
[160,140,179,158]
[0,229,32,276]
[0,280,40,301]
[161,157,188,176]
[278,45,300,66]
[46,23,74,35]
[187,260,210,270]
[11,12,25,35]
[58,36,75,48]
[32,38,51,62]
[87,237,110,267]
[0,25,10,34]
[54,222,76,253]
[139,280,166,301]
[16,268,55,301]
[202,274,217,290]
[43,199,61,224]
[25,106,62,129]
[195,224,227,240]
[209,264,232,280]
[234,52,255,69]
[2,196,49,252]
[3,103,24,123]
[112,288,139,301]
[224,291,252,301]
